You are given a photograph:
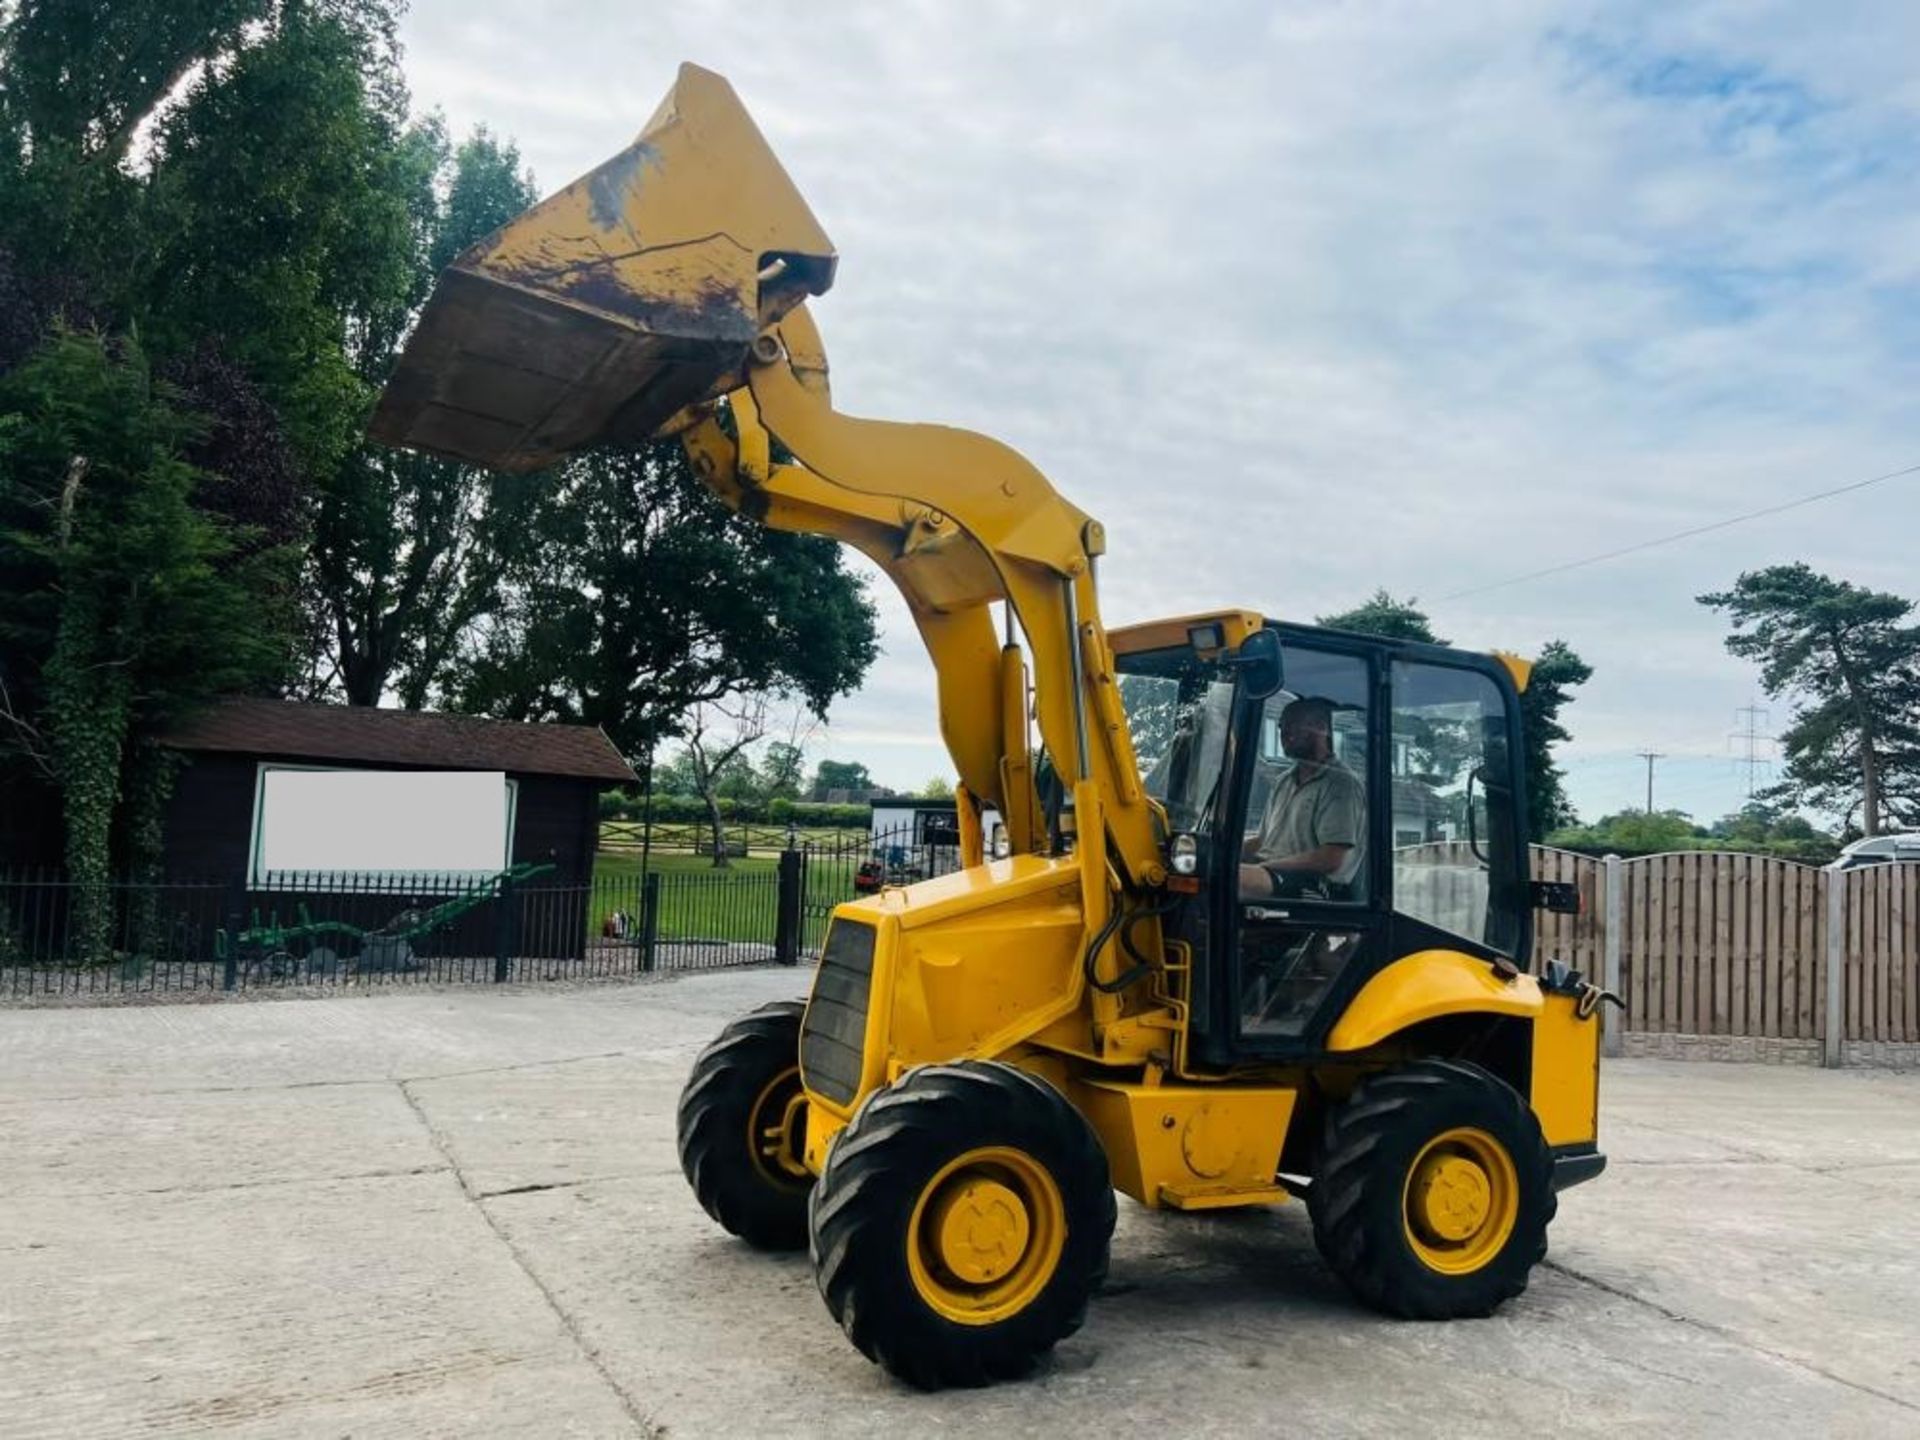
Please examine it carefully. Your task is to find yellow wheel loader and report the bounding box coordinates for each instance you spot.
[373,64,1612,1390]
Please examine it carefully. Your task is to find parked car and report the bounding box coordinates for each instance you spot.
[1836,833,1920,870]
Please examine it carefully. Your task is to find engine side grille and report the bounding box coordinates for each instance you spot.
[801,920,876,1107]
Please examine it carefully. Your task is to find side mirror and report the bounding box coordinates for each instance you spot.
[1226,628,1284,700]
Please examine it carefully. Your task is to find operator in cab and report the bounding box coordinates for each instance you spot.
[1238,696,1367,900]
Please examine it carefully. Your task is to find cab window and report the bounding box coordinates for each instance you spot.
[1389,660,1521,954]
[1237,648,1371,905]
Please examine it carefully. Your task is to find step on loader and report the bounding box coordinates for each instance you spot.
[374,63,1614,1391]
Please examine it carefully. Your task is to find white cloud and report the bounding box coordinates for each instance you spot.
[399,0,1920,824]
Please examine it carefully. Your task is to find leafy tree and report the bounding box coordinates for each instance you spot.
[0,2,273,292]
[649,748,700,797]
[1318,590,1446,644]
[679,701,768,867]
[1549,802,1837,862]
[810,759,876,800]
[1700,564,1920,835]
[0,333,292,951]
[919,776,955,799]
[2,2,525,711]
[1516,640,1592,836]
[307,128,545,707]
[1316,594,1589,838]
[758,740,807,802]
[135,4,421,476]
[454,441,879,765]
[1548,809,1702,856]
[1703,802,1837,861]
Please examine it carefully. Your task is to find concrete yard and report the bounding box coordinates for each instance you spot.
[2,972,1917,1438]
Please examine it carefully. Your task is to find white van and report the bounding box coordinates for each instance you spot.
[1836,833,1920,870]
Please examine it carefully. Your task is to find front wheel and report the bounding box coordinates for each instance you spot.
[1308,1058,1554,1319]
[808,1061,1116,1389]
[677,1000,813,1251]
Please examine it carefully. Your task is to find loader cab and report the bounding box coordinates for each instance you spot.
[1118,621,1532,1069]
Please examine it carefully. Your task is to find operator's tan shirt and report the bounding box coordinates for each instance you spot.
[1250,759,1367,892]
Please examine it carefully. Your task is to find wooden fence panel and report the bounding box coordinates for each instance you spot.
[1813,864,1828,1042]
[1394,846,1917,1044]
[1729,854,1747,1034]
[1881,866,1898,1041]
[1903,866,1917,1044]
[1847,866,1863,1040]
[1527,846,1603,978]
[1624,858,1644,1027]
[1663,855,1684,1034]
[1610,852,1839,1041]
[1786,862,1803,1037]
[1841,863,1919,1046]
[1760,857,1779,1037]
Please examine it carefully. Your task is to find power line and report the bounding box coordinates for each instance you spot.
[1435,459,1920,603]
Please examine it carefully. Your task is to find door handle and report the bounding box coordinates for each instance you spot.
[1242,906,1292,922]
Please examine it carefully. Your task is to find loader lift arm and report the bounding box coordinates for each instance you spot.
[675,303,1161,889]
[370,63,1173,955]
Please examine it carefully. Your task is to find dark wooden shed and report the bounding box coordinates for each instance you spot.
[156,699,636,884]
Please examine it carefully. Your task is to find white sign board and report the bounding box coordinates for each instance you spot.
[252,768,512,883]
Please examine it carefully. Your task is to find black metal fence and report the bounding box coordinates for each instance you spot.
[797,823,966,951]
[1,824,970,999]
[0,860,803,998]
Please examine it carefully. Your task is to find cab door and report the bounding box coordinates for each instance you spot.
[1222,637,1387,1053]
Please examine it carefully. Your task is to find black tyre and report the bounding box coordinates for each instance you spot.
[808,1061,1116,1390]
[1307,1058,1554,1319]
[677,1000,813,1251]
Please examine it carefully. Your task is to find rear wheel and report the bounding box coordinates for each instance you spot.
[677,1000,813,1251]
[808,1061,1115,1389]
[1308,1058,1553,1319]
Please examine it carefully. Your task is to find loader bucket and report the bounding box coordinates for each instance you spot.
[369,63,836,472]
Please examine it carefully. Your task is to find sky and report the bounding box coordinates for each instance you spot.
[397,0,1920,827]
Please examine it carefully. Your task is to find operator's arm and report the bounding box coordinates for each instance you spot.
[1238,844,1351,896]
[1237,769,1361,898]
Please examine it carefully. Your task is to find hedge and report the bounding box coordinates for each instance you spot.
[597,792,869,828]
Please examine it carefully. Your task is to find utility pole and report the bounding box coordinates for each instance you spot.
[1637,750,1664,814]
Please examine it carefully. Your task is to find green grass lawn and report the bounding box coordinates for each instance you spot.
[588,850,864,945]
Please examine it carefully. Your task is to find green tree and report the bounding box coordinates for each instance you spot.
[758,740,807,802]
[135,4,421,476]
[2,2,522,710]
[919,776,955,799]
[1517,640,1593,836]
[454,442,879,762]
[809,759,876,800]
[1549,809,1702,856]
[0,333,292,952]
[0,2,273,291]
[1318,590,1446,644]
[1700,564,1920,835]
[1548,804,1841,862]
[649,748,699,797]
[1703,802,1838,861]
[1316,594,1589,838]
[307,127,545,707]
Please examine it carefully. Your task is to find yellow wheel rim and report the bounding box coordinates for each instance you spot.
[746,1067,810,1188]
[907,1146,1067,1325]
[1401,1126,1519,1275]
